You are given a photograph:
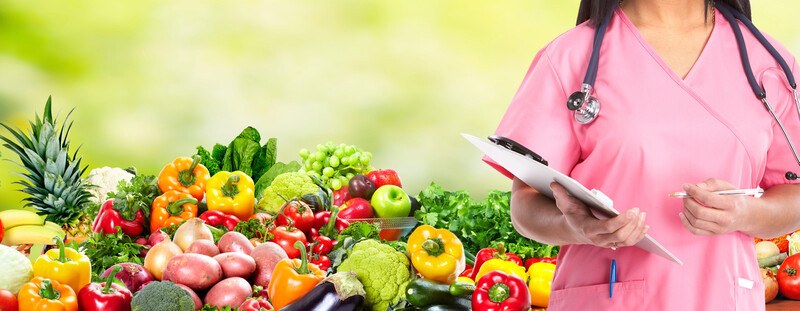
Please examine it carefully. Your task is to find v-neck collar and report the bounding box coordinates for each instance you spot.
[616,7,720,84]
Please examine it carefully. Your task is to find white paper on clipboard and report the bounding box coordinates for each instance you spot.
[463,133,683,265]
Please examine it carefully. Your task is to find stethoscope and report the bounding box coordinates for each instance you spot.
[566,2,800,180]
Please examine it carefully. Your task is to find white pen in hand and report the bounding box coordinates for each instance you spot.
[668,188,764,198]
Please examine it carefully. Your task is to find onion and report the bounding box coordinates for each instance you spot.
[101,263,154,293]
[144,241,183,280]
[763,268,779,303]
[756,241,780,260]
[173,218,213,252]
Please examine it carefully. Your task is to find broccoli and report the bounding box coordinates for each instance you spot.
[256,172,320,213]
[131,281,195,311]
[337,239,412,311]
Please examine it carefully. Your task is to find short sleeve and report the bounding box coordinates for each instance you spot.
[483,48,581,179]
[759,57,800,189]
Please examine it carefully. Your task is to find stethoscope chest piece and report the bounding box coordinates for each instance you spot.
[567,85,600,124]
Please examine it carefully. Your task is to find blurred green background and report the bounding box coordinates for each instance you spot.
[2,1,799,210]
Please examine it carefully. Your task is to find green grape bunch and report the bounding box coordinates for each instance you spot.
[298,142,373,190]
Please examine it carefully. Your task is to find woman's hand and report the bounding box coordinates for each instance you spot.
[679,178,750,236]
[550,182,649,249]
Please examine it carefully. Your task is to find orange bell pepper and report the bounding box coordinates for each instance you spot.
[18,277,78,311]
[150,190,198,233]
[158,155,210,201]
[267,241,325,309]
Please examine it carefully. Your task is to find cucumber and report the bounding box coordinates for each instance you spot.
[448,281,475,297]
[405,279,456,307]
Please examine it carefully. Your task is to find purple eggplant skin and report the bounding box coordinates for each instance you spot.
[280,281,364,311]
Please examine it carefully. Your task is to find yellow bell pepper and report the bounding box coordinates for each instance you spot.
[32,237,91,293]
[474,258,527,283]
[206,171,255,221]
[527,262,556,307]
[408,225,466,283]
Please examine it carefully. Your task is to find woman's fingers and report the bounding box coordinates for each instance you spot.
[680,212,716,236]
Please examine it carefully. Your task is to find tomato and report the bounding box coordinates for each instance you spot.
[270,225,307,259]
[0,218,4,243]
[778,253,800,299]
[0,289,18,311]
[250,213,276,232]
[276,200,315,234]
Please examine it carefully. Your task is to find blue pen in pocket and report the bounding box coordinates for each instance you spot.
[609,259,617,299]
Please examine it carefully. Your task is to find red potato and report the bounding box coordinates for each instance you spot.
[163,253,223,290]
[204,277,252,308]
[214,252,257,279]
[218,231,254,255]
[186,239,220,257]
[250,241,288,287]
[176,283,203,311]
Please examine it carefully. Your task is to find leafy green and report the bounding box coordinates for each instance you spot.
[200,305,239,311]
[234,218,273,240]
[108,174,160,222]
[337,221,381,243]
[197,127,277,183]
[254,161,301,199]
[81,230,145,280]
[414,182,559,259]
[196,146,222,176]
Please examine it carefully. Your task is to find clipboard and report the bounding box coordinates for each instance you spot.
[463,133,683,265]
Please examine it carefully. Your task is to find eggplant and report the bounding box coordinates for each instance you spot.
[281,272,365,311]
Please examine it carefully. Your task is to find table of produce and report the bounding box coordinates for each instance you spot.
[0,100,558,311]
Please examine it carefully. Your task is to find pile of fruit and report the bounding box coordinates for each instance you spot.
[0,100,559,311]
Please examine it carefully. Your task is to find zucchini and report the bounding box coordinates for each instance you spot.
[448,281,475,297]
[421,304,471,311]
[759,253,788,268]
[406,279,452,307]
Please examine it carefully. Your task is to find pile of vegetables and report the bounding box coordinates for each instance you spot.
[0,105,564,310]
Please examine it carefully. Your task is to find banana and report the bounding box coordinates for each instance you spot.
[43,221,67,237]
[1,224,65,246]
[0,209,45,229]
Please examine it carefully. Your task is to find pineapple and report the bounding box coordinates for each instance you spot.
[0,97,93,242]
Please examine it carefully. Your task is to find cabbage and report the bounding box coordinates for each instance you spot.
[789,232,800,256]
[0,244,33,294]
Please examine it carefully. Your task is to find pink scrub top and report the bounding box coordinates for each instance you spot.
[487,8,800,310]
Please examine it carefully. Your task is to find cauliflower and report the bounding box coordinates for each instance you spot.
[337,239,412,311]
[256,171,319,213]
[85,167,134,203]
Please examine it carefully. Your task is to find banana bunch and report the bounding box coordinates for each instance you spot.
[0,209,66,245]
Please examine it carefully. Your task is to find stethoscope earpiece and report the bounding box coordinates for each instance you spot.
[786,171,798,181]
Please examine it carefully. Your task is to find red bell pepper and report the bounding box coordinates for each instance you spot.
[472,271,530,311]
[471,242,523,280]
[333,185,351,207]
[338,198,374,220]
[313,206,350,239]
[365,169,403,188]
[199,210,240,231]
[77,266,133,311]
[92,199,146,237]
[460,268,474,278]
[277,200,315,234]
[524,257,557,270]
[240,298,274,310]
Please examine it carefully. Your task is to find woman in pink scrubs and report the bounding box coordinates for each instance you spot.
[488,0,800,309]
